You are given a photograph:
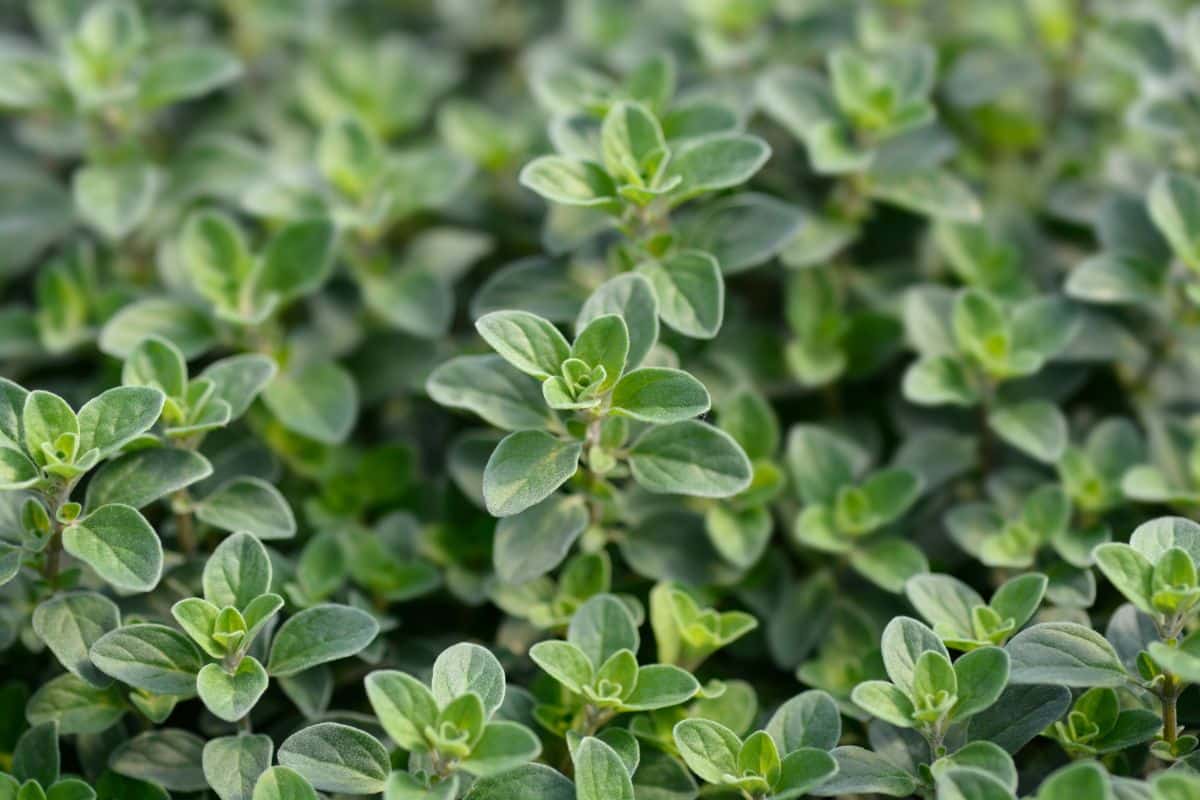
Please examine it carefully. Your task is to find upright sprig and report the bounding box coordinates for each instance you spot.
[0,378,164,593]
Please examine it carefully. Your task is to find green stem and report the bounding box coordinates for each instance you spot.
[40,483,73,589]
[575,704,614,736]
[1162,672,1180,748]
[172,488,197,555]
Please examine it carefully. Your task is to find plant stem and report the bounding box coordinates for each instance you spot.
[976,375,996,476]
[1162,673,1180,748]
[43,532,63,588]
[172,488,196,554]
[576,704,613,736]
[40,484,72,589]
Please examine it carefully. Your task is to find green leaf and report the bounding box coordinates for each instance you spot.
[706,503,772,569]
[432,642,506,716]
[197,657,269,722]
[610,368,710,423]
[530,640,595,693]
[428,355,553,431]
[267,604,379,676]
[13,721,58,786]
[90,623,204,695]
[84,448,212,511]
[494,494,589,583]
[739,730,781,786]
[179,209,253,313]
[46,777,94,800]
[199,354,278,419]
[571,314,628,391]
[519,157,617,207]
[851,680,915,727]
[774,748,838,800]
[462,764,574,800]
[935,768,1016,800]
[1066,253,1167,306]
[577,273,660,369]
[621,664,700,710]
[24,390,78,463]
[364,669,439,751]
[636,250,724,339]
[317,116,382,198]
[93,771,170,800]
[932,741,1017,792]
[277,723,389,795]
[139,45,241,108]
[171,598,222,658]
[1147,638,1200,682]
[849,538,929,594]
[880,616,949,695]
[785,425,864,505]
[766,690,843,752]
[1093,543,1156,614]
[568,595,640,667]
[0,446,38,489]
[32,591,120,686]
[98,297,218,360]
[811,746,918,797]
[63,504,163,592]
[261,360,358,445]
[73,162,160,240]
[1148,171,1200,270]
[1129,516,1200,564]
[122,335,187,397]
[482,430,582,517]
[1153,773,1200,800]
[717,389,780,462]
[252,767,318,800]
[575,737,635,800]
[1035,762,1111,800]
[76,386,164,458]
[990,573,1048,630]
[26,673,125,735]
[1006,622,1128,686]
[196,477,296,540]
[476,310,571,380]
[459,722,543,776]
[862,468,923,524]
[248,219,338,308]
[357,262,451,338]
[203,531,273,609]
[903,355,979,406]
[109,730,208,792]
[680,193,805,275]
[673,718,741,784]
[988,401,1067,463]
[868,169,981,222]
[628,421,752,497]
[0,540,18,585]
[201,734,272,800]
[951,646,1009,719]
[904,574,981,641]
[667,134,771,202]
[601,101,668,186]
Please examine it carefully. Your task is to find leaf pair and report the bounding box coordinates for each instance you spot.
[90,533,377,722]
[180,210,337,326]
[520,101,769,211]
[905,572,1046,650]
[851,617,1009,732]
[530,595,700,717]
[673,717,838,799]
[365,643,540,781]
